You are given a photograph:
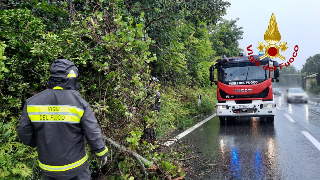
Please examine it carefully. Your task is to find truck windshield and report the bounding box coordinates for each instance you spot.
[218,62,269,85]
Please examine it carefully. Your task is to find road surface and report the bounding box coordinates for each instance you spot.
[175,95,320,179]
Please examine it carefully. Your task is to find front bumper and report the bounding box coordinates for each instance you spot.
[216,100,276,117]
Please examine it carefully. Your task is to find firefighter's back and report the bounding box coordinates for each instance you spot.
[26,89,89,178]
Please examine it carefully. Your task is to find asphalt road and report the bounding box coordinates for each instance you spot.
[179,95,320,180]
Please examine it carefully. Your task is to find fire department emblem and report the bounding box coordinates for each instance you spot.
[257,13,288,60]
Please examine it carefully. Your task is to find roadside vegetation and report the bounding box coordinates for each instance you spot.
[301,54,320,94]
[0,0,243,179]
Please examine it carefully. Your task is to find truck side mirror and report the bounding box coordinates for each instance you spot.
[209,65,216,86]
[273,61,279,78]
[209,65,214,81]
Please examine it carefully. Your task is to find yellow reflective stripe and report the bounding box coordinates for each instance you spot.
[29,114,80,123]
[39,154,88,171]
[27,105,84,117]
[28,112,81,118]
[67,70,77,77]
[67,74,76,77]
[96,147,108,156]
[53,86,63,89]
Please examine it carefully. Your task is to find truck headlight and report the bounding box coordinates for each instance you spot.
[216,105,227,109]
[263,103,276,108]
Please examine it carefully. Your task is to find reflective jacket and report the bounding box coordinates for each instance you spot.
[17,59,108,179]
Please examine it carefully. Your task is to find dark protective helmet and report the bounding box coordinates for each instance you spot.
[47,59,80,90]
[151,77,160,83]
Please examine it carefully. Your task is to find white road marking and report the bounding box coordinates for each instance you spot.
[284,113,295,122]
[302,131,320,151]
[163,113,216,146]
[276,106,281,110]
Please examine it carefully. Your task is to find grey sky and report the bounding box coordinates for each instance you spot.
[223,0,320,70]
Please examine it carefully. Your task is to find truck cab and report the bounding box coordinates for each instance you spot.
[209,54,280,124]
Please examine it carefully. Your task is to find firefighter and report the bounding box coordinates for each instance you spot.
[141,77,161,140]
[150,77,161,112]
[17,59,108,180]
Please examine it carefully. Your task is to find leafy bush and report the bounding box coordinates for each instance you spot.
[0,4,180,179]
[156,85,216,137]
[309,80,320,95]
[0,119,41,179]
[0,0,239,179]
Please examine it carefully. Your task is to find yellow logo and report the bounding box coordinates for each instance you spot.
[67,70,77,77]
[257,13,288,60]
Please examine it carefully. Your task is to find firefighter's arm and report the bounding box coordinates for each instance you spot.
[17,102,36,148]
[156,91,161,111]
[80,103,108,158]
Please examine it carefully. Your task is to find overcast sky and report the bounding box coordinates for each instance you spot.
[223,0,320,70]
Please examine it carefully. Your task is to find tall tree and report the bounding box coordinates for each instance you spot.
[209,18,244,57]
[301,54,320,91]
[302,54,320,75]
[123,0,231,83]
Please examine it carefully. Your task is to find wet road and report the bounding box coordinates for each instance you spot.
[179,95,320,179]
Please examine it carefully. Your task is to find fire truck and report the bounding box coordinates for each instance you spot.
[209,53,280,124]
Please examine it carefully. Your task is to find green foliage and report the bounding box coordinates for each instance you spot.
[301,54,320,91]
[308,80,320,94]
[126,128,143,147]
[317,69,320,86]
[209,19,244,57]
[0,120,40,179]
[302,54,320,75]
[183,22,215,85]
[197,61,216,87]
[1,0,69,32]
[0,41,9,80]
[0,0,240,179]
[157,85,216,136]
[1,2,178,179]
[124,0,232,84]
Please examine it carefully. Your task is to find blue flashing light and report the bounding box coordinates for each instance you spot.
[230,147,240,178]
[259,51,264,55]
[254,150,264,179]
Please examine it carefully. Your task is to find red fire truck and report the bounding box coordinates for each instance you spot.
[209,53,280,124]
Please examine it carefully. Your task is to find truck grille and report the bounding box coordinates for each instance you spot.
[235,100,252,104]
[232,108,257,114]
[219,87,269,99]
